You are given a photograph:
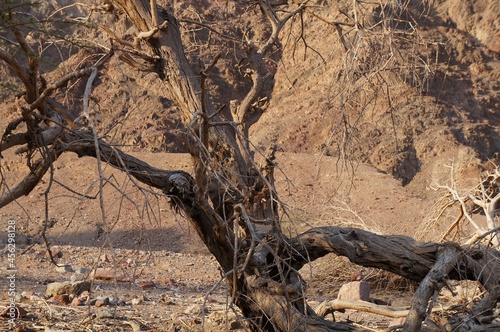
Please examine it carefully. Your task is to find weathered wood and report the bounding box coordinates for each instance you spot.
[0,147,60,208]
[289,227,438,280]
[403,246,461,332]
[289,227,500,288]
[316,299,441,319]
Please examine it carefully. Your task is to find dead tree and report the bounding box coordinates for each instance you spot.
[0,1,499,331]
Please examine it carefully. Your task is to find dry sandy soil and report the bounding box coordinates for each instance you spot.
[0,0,499,331]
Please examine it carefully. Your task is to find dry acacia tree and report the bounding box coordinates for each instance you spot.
[1,1,499,331]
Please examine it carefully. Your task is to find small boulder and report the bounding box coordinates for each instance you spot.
[337,281,370,302]
[70,297,82,306]
[46,280,91,297]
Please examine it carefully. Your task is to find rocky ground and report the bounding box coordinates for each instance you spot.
[0,151,493,331]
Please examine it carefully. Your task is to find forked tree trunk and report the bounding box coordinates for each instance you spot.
[101,1,499,331]
[107,1,361,331]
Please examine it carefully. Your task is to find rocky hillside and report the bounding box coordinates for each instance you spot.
[251,0,500,190]
[1,0,499,191]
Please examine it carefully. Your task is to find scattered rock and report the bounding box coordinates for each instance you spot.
[70,297,82,306]
[46,280,91,297]
[51,294,71,305]
[55,264,74,273]
[184,304,203,316]
[95,297,109,307]
[73,266,91,275]
[337,281,370,302]
[131,297,142,305]
[96,309,115,319]
[108,296,119,305]
[137,281,156,289]
[91,268,129,282]
[0,305,28,318]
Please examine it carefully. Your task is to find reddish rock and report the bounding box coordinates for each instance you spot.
[70,297,82,306]
[95,297,109,307]
[0,305,28,318]
[46,281,91,297]
[158,278,175,285]
[91,268,129,282]
[52,294,71,305]
[137,281,156,289]
[337,281,370,302]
